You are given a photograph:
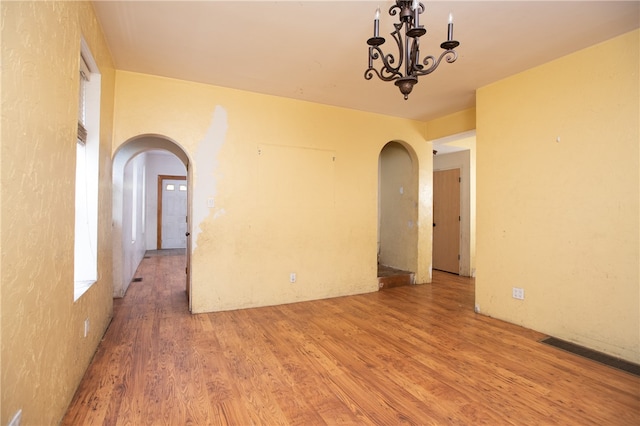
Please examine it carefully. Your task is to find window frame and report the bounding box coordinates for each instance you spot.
[74,38,101,301]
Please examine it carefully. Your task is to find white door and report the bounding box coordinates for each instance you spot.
[161,179,187,249]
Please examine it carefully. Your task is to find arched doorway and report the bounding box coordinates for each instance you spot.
[378,141,419,287]
[112,135,192,309]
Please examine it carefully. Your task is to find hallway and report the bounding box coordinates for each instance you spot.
[62,253,640,425]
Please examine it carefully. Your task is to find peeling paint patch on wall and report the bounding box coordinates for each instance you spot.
[192,106,228,249]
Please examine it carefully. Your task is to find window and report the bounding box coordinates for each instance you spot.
[166,184,175,191]
[74,39,101,301]
[77,55,90,144]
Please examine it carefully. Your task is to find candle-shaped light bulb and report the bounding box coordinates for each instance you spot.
[447,12,454,41]
[449,12,453,24]
[374,7,380,37]
[412,0,420,27]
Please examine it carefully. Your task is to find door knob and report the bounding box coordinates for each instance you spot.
[185,232,190,236]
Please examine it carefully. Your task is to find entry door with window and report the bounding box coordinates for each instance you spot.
[160,178,187,249]
[433,168,460,274]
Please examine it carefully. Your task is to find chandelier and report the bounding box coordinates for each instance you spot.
[365,0,460,100]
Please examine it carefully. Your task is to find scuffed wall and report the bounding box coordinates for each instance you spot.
[1,2,115,424]
[192,106,228,251]
[112,71,434,313]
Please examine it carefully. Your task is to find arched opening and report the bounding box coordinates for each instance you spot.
[112,135,192,309]
[377,141,419,289]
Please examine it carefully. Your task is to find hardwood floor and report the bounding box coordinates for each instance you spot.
[62,253,640,425]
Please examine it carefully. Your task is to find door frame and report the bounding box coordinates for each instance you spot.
[432,130,475,277]
[157,174,187,250]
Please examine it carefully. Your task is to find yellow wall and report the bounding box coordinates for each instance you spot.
[425,107,476,140]
[112,71,433,312]
[1,2,115,424]
[476,30,639,362]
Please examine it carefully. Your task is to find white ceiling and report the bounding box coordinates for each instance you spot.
[92,1,639,122]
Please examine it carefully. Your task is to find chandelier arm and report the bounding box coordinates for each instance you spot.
[389,2,401,17]
[364,67,401,83]
[390,22,405,72]
[414,49,458,76]
[365,44,403,82]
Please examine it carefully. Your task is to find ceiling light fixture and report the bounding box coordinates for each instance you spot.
[365,0,460,100]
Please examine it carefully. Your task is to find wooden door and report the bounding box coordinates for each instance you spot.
[433,169,460,274]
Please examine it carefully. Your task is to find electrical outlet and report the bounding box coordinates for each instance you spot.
[84,318,90,337]
[289,273,296,283]
[8,409,22,426]
[512,287,525,300]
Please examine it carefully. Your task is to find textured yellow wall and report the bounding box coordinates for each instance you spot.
[112,71,434,312]
[476,30,639,362]
[425,107,476,140]
[1,2,115,424]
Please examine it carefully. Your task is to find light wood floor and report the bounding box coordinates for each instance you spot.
[62,253,640,425]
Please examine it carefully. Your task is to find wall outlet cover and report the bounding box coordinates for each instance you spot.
[512,287,525,300]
